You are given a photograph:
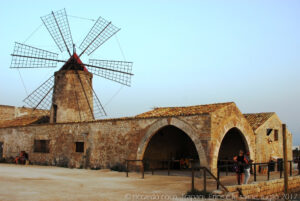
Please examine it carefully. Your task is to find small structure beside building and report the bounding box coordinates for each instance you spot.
[244,112,293,163]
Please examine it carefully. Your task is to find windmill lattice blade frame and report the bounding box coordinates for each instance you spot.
[11,42,59,68]
[79,16,120,56]
[74,71,106,120]
[23,76,54,110]
[83,74,106,119]
[87,59,133,86]
[41,8,73,55]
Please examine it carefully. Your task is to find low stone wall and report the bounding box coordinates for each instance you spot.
[226,175,300,198]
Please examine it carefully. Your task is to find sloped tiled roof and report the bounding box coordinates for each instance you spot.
[136,102,234,118]
[0,115,49,128]
[243,112,275,131]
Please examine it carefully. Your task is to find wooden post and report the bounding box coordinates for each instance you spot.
[282,124,289,195]
[298,159,300,175]
[126,160,128,177]
[203,168,207,193]
[191,163,194,191]
[254,164,257,182]
[226,161,228,176]
[141,161,144,179]
[217,167,220,189]
[280,162,283,178]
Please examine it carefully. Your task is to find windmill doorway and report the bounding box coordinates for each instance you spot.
[143,125,199,172]
[217,128,249,171]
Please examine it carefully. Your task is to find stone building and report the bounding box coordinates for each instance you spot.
[0,102,293,175]
[244,112,293,163]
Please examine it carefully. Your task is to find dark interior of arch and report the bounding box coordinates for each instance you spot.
[217,127,249,168]
[143,125,199,170]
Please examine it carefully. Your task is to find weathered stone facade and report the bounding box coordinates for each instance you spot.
[0,102,293,175]
[248,113,293,162]
[227,175,300,197]
[50,70,94,123]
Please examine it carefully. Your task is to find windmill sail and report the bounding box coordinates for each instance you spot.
[23,76,54,110]
[79,17,120,56]
[11,43,60,68]
[74,71,106,120]
[87,59,133,86]
[41,9,73,56]
[11,9,133,121]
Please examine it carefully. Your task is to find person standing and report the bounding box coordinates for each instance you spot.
[244,151,252,184]
[233,150,247,185]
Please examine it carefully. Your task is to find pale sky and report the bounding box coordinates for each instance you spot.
[0,0,299,145]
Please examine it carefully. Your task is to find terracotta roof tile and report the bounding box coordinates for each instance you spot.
[243,112,274,131]
[136,102,234,118]
[0,115,49,128]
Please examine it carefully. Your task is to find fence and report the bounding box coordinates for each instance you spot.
[125,159,228,193]
[125,159,300,193]
[217,160,300,182]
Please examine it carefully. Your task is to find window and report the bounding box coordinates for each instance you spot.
[274,130,279,141]
[76,142,84,153]
[34,140,50,153]
[266,129,273,136]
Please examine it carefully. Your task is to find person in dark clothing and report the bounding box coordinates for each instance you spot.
[233,150,247,185]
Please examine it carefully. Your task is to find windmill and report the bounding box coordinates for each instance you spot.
[10,9,133,123]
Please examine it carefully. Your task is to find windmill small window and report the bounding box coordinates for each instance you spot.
[10,9,133,123]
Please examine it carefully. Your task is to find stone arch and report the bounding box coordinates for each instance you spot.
[210,117,255,174]
[217,127,249,162]
[137,117,208,167]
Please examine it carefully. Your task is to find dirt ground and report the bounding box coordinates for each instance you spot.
[0,164,298,201]
[0,164,211,201]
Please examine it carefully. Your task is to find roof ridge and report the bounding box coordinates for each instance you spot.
[136,102,235,118]
[153,102,234,109]
[244,112,275,115]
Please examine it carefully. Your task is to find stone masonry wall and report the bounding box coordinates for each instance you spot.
[0,104,293,175]
[0,114,211,169]
[255,114,293,163]
[50,70,94,123]
[227,175,300,198]
[209,103,256,175]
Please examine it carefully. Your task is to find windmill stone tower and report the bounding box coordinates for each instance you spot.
[10,9,133,123]
[50,54,94,123]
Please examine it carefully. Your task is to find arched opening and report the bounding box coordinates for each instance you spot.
[217,127,249,170]
[143,125,199,170]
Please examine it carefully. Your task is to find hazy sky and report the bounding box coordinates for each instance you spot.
[0,0,299,145]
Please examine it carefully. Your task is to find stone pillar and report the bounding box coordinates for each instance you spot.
[50,70,94,123]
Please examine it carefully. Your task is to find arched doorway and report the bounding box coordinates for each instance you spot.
[143,125,199,170]
[217,127,249,169]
